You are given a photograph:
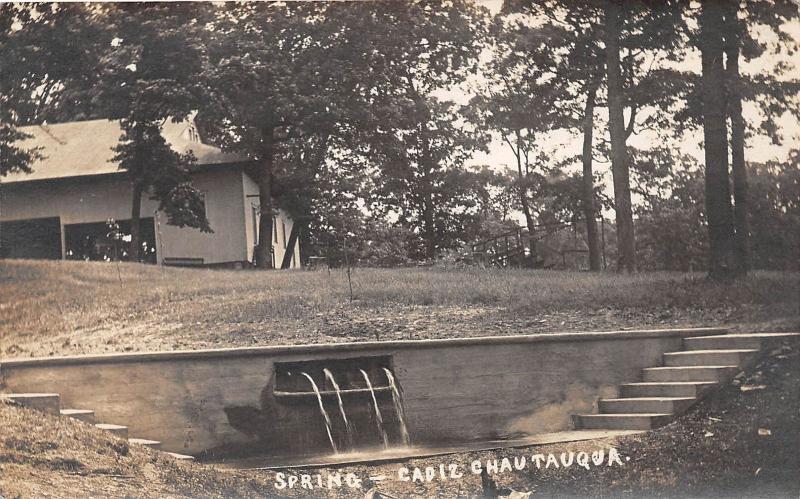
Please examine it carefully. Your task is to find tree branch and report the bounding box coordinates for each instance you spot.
[625,105,638,138]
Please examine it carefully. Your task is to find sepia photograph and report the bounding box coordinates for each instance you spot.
[0,0,798,497]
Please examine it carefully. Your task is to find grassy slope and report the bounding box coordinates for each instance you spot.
[1,259,798,358]
[0,399,281,498]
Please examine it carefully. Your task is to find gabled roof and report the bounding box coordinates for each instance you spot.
[2,117,246,184]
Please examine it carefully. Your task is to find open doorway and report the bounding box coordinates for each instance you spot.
[0,217,62,259]
[64,218,157,264]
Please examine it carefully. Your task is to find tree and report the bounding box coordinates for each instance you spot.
[368,97,485,259]
[268,130,373,267]
[722,0,799,275]
[200,2,365,268]
[469,14,575,263]
[94,3,211,261]
[0,3,90,176]
[748,153,800,270]
[334,0,490,261]
[631,148,800,272]
[535,8,606,271]
[545,8,608,271]
[603,0,690,272]
[670,0,799,278]
[0,5,32,177]
[723,2,749,275]
[699,0,736,280]
[0,3,105,127]
[501,0,691,273]
[581,78,603,271]
[604,0,636,272]
[0,125,40,178]
[476,6,603,270]
[630,148,707,271]
[112,120,211,257]
[464,165,521,237]
[200,1,488,266]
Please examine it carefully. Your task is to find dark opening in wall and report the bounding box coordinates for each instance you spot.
[64,218,156,263]
[274,356,393,397]
[0,217,62,259]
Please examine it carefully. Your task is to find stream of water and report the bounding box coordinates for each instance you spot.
[383,367,411,446]
[323,368,354,446]
[359,369,389,448]
[301,372,338,453]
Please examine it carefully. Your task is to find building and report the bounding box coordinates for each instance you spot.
[0,117,300,268]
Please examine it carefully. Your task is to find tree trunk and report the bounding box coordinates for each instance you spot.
[604,0,636,273]
[582,81,602,271]
[129,181,144,262]
[422,189,436,260]
[520,197,537,261]
[280,221,301,269]
[515,131,537,262]
[725,4,750,276]
[255,131,275,269]
[700,0,736,280]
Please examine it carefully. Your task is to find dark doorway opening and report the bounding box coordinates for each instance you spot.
[64,218,157,264]
[0,217,62,259]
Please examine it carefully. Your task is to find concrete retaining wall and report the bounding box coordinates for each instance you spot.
[0,328,726,457]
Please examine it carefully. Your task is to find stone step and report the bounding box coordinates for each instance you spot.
[60,409,95,423]
[166,452,195,461]
[95,423,129,439]
[683,333,800,351]
[0,393,61,415]
[620,381,718,398]
[599,397,696,414]
[642,365,739,382]
[128,438,161,450]
[663,349,758,367]
[573,413,673,430]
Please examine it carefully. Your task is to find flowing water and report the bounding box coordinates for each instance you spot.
[301,372,338,453]
[383,367,411,446]
[323,368,354,446]
[359,369,389,448]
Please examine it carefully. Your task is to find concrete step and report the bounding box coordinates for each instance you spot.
[643,365,739,382]
[95,423,129,439]
[128,438,161,450]
[663,349,758,367]
[166,452,195,461]
[60,409,95,423]
[0,393,61,415]
[574,413,673,430]
[599,397,696,414]
[683,333,800,351]
[620,381,718,398]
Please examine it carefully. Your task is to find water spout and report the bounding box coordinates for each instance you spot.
[301,372,338,454]
[323,368,354,446]
[383,368,411,446]
[360,369,389,448]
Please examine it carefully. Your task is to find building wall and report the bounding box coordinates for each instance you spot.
[159,169,248,264]
[0,169,281,265]
[242,172,301,268]
[0,328,727,457]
